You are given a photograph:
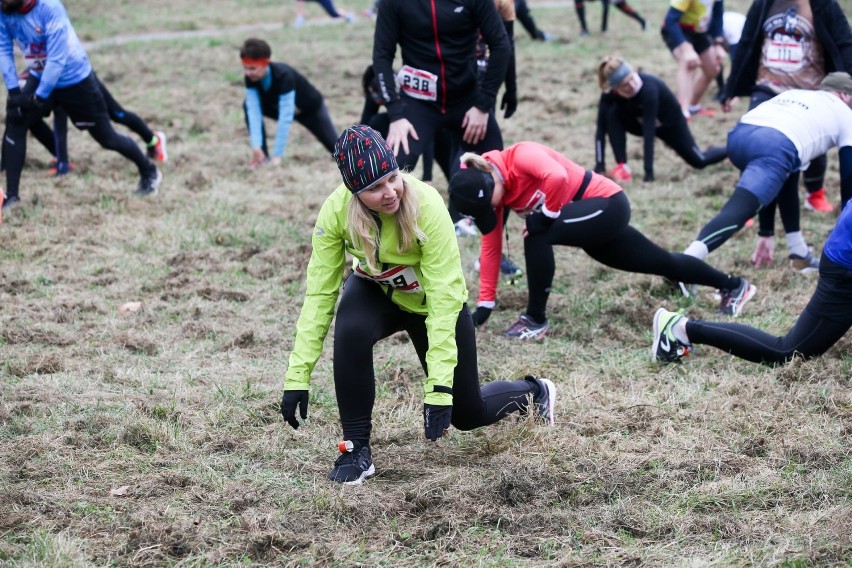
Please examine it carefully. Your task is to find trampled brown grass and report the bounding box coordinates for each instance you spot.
[2,0,851,565]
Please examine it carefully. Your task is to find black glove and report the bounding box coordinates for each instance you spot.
[525,212,555,236]
[280,390,309,429]
[500,89,518,119]
[32,95,47,112]
[423,403,452,441]
[7,87,32,111]
[471,306,492,327]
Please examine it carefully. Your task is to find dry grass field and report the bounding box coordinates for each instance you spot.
[2,0,852,565]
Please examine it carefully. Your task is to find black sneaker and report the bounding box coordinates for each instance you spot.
[134,167,162,197]
[717,278,756,317]
[1,193,21,210]
[328,440,375,485]
[524,376,556,426]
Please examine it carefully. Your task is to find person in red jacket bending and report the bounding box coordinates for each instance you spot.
[448,141,755,339]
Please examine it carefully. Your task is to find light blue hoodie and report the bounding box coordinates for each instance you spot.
[0,0,91,99]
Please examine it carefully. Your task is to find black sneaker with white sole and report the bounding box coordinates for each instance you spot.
[134,167,162,197]
[524,376,556,426]
[328,440,375,485]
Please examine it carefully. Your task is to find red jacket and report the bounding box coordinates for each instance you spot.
[477,141,622,307]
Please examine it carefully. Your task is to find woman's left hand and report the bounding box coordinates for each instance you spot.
[423,404,452,441]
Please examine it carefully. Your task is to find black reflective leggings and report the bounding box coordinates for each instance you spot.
[523,191,740,322]
[50,74,156,164]
[3,73,152,197]
[332,276,536,442]
[696,187,761,252]
[686,256,852,364]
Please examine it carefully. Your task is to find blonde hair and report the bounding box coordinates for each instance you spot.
[597,55,627,92]
[347,179,427,273]
[458,152,494,173]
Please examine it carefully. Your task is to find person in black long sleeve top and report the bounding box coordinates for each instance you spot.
[594,55,727,183]
[372,0,509,174]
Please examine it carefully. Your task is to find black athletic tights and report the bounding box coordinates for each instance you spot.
[523,191,740,322]
[332,276,537,442]
[686,256,852,364]
[4,73,152,197]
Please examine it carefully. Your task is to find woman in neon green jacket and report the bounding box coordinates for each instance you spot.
[280,125,556,485]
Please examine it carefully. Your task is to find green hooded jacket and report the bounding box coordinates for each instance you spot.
[284,175,468,406]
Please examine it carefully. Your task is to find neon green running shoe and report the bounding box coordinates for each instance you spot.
[651,308,691,363]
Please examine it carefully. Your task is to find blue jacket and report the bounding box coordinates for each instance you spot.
[0,0,91,99]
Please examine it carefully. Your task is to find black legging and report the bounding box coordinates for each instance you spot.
[696,187,761,252]
[332,276,536,442]
[686,255,852,364]
[48,75,157,165]
[392,95,503,176]
[576,0,645,33]
[96,75,155,145]
[3,73,153,198]
[606,105,727,170]
[523,191,740,322]
[514,0,547,40]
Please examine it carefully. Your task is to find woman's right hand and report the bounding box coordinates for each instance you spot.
[386,118,418,157]
[281,390,309,429]
[249,148,267,169]
[752,236,775,268]
[471,306,492,327]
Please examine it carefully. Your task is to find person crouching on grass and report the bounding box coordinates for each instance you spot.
[594,55,727,183]
[448,141,756,340]
[240,38,338,169]
[280,125,556,485]
[652,198,852,366]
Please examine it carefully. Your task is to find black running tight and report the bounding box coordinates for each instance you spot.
[686,256,852,364]
[332,276,536,442]
[696,187,761,252]
[523,192,740,322]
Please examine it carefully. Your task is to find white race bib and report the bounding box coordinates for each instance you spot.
[397,65,438,102]
[355,264,423,293]
[766,34,804,72]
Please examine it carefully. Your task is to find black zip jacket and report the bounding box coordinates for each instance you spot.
[372,0,510,121]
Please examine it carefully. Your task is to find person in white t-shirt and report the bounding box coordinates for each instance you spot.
[683,72,852,270]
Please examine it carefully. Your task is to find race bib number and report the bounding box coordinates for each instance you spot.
[25,43,47,73]
[518,190,546,216]
[766,34,804,72]
[354,264,423,293]
[397,66,438,102]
